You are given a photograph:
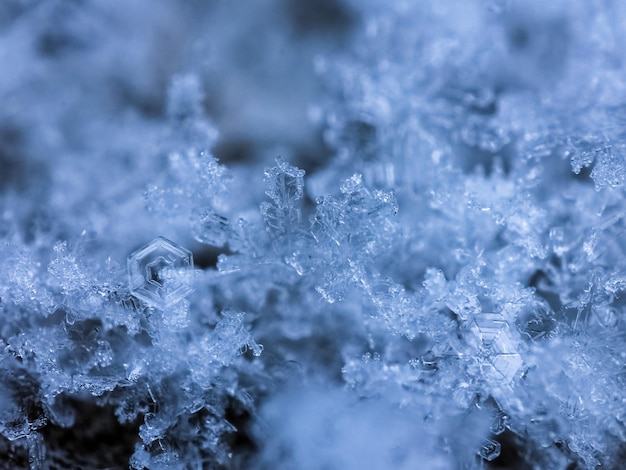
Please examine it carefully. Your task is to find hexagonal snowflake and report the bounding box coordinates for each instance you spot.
[127,236,194,309]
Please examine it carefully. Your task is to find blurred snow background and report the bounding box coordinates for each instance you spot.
[1,0,626,468]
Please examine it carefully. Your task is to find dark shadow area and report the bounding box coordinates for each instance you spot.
[40,398,141,469]
[283,0,355,36]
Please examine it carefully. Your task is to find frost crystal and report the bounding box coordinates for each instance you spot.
[470,312,523,384]
[260,157,305,239]
[190,208,230,247]
[127,237,194,309]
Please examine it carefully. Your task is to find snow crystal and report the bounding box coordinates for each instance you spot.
[127,236,194,309]
[479,438,501,462]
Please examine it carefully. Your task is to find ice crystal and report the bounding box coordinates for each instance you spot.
[479,438,501,462]
[261,157,306,239]
[128,237,194,309]
[190,208,230,247]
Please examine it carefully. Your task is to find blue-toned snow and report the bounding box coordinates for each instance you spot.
[0,0,625,468]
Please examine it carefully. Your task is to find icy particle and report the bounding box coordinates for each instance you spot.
[490,411,508,435]
[491,353,523,383]
[264,157,305,209]
[190,208,230,247]
[478,438,501,461]
[470,312,523,383]
[128,236,194,309]
[471,312,507,345]
[261,157,305,238]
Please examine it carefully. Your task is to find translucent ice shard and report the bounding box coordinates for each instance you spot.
[491,353,523,383]
[190,208,230,247]
[471,313,507,345]
[470,312,523,384]
[128,237,194,309]
[490,411,508,435]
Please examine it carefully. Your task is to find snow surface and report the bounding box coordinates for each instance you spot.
[0,0,625,468]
